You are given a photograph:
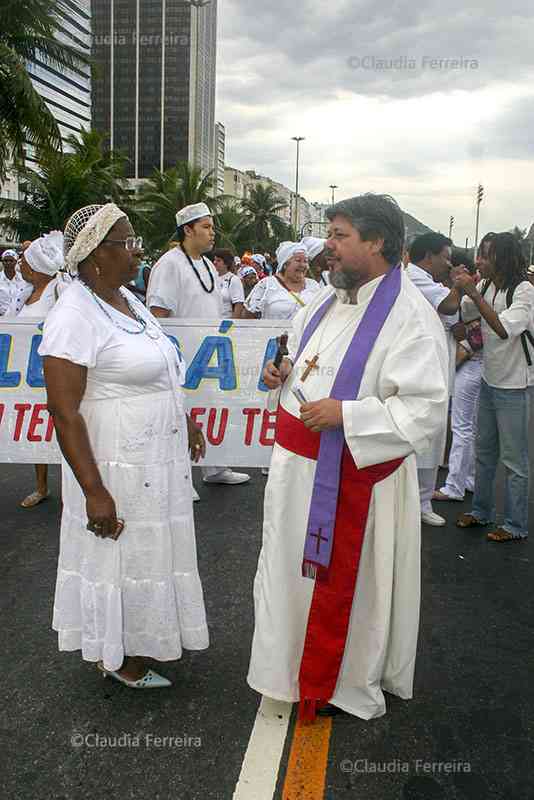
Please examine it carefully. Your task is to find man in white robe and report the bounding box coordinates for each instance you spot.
[147,203,249,490]
[247,194,448,721]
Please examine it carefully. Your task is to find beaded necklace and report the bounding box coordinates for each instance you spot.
[80,281,160,339]
[180,244,215,293]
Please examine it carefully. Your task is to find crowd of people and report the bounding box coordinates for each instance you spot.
[1,193,533,706]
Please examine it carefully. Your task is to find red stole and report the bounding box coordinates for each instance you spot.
[275,404,404,722]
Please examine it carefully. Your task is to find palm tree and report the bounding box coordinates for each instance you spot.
[0,130,128,240]
[239,184,289,252]
[0,0,91,181]
[213,199,248,252]
[136,162,217,251]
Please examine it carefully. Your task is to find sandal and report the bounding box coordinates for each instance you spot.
[487,528,526,543]
[456,513,486,528]
[20,491,50,509]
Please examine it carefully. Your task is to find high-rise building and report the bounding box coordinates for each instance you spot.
[28,0,92,151]
[214,121,225,195]
[91,0,217,180]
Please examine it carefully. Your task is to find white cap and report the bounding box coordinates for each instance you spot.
[300,236,326,262]
[176,202,212,228]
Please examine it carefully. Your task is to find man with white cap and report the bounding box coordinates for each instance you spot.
[147,202,250,489]
[0,248,32,316]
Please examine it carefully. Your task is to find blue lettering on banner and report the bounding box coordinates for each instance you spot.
[184,336,237,390]
[165,333,184,363]
[257,337,279,393]
[0,334,21,388]
[26,335,45,388]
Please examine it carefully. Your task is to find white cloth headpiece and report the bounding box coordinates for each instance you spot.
[300,236,326,262]
[251,254,266,267]
[176,202,212,227]
[2,249,18,259]
[64,203,127,274]
[25,231,64,276]
[240,266,257,278]
[276,241,308,272]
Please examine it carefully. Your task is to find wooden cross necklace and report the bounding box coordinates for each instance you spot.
[300,299,359,382]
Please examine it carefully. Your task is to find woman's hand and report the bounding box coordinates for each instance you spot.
[187,416,206,463]
[85,487,122,540]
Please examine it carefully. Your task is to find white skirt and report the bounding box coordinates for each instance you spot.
[53,389,209,671]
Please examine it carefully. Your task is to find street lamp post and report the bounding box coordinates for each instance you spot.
[292,136,305,232]
[329,184,339,206]
[474,184,484,254]
[449,216,454,239]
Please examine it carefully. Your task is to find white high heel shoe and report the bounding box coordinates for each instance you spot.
[97,662,172,689]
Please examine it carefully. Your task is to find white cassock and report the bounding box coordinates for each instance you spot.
[247,273,449,720]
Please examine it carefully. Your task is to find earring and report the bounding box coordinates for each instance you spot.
[96,266,101,277]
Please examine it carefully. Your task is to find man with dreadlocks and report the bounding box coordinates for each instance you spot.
[454,232,534,542]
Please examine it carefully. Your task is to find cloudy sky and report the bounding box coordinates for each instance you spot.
[217,0,534,246]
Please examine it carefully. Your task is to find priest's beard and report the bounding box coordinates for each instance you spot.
[329,266,361,292]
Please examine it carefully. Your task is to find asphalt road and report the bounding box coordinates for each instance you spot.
[1,464,533,800]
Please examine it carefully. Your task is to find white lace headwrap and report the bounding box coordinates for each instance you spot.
[64,203,127,274]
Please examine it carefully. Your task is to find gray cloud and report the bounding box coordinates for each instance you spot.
[471,96,534,160]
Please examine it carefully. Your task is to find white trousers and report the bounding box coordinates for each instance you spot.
[439,359,482,499]
[418,467,439,513]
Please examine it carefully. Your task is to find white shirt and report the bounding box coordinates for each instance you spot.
[147,247,222,319]
[0,270,32,316]
[406,262,457,393]
[218,272,245,317]
[244,275,321,320]
[16,279,59,318]
[462,280,534,388]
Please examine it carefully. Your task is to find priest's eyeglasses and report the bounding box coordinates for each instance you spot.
[102,236,144,251]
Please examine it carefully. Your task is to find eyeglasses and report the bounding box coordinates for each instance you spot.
[102,237,143,251]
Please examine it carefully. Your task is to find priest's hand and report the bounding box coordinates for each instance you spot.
[300,399,343,432]
[263,358,293,389]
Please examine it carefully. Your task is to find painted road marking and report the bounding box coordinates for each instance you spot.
[281,716,333,799]
[233,696,293,800]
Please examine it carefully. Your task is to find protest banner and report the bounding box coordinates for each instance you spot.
[0,317,290,466]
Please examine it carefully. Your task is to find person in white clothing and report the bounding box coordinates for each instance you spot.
[455,232,534,542]
[39,203,209,688]
[242,242,321,320]
[300,236,329,285]
[434,240,496,502]
[212,248,245,318]
[147,202,249,489]
[0,248,32,315]
[248,194,448,721]
[406,233,464,526]
[10,231,65,508]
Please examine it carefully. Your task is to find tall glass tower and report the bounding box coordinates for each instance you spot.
[91,0,217,179]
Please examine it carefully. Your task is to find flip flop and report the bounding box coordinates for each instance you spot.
[456,513,486,528]
[20,491,50,509]
[487,528,526,543]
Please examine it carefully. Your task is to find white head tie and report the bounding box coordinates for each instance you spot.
[275,241,308,273]
[25,231,64,276]
[176,202,212,227]
[64,203,127,274]
[300,236,326,262]
[2,249,18,260]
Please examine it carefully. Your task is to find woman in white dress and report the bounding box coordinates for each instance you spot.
[242,242,321,320]
[11,231,65,508]
[39,204,209,688]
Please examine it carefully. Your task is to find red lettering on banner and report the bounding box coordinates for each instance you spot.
[45,413,55,442]
[27,404,48,442]
[206,408,228,445]
[13,403,32,441]
[190,407,206,429]
[0,403,4,426]
[242,408,261,446]
[260,409,277,446]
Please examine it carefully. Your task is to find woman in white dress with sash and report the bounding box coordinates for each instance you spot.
[242,242,321,320]
[39,204,209,688]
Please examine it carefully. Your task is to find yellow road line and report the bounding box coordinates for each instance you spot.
[282,716,333,800]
